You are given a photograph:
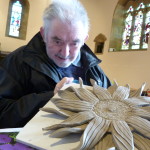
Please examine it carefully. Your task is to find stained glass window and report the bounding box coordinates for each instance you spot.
[132,10,143,49]
[6,0,29,40]
[9,1,22,37]
[137,2,145,10]
[121,2,150,50]
[143,11,150,48]
[121,7,133,49]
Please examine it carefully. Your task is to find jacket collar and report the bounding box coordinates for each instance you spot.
[23,32,101,82]
[72,52,81,67]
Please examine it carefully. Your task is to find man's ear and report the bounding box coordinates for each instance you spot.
[40,27,44,39]
[84,34,89,42]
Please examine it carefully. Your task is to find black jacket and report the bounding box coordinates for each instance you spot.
[0,32,111,128]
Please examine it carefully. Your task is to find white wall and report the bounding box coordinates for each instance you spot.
[0,0,150,90]
[0,0,50,52]
[81,0,150,90]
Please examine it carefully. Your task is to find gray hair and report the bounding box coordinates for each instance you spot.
[42,0,90,39]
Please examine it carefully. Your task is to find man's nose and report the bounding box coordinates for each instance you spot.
[60,44,70,58]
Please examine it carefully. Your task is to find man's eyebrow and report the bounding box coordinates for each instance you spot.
[52,36,62,41]
[52,37,81,43]
[73,39,80,43]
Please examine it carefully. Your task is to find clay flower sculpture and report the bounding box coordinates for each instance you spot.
[41,78,150,150]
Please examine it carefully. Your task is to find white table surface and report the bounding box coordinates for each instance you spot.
[16,83,84,150]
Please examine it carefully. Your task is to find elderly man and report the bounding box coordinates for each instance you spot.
[0,0,111,128]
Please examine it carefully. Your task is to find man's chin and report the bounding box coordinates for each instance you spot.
[56,62,72,68]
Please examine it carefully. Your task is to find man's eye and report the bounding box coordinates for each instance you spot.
[71,42,78,47]
[55,40,60,44]
[54,40,62,46]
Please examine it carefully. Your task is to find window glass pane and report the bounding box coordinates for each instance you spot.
[142,11,150,49]
[9,1,22,37]
[137,2,145,10]
[132,10,143,49]
[121,6,133,50]
[127,6,134,13]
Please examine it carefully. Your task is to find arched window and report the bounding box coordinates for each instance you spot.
[9,1,22,37]
[109,0,150,51]
[5,0,29,40]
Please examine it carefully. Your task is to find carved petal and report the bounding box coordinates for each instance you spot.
[43,111,95,130]
[129,82,146,98]
[90,78,97,86]
[70,87,99,104]
[111,120,134,150]
[76,117,110,150]
[52,98,93,112]
[92,84,112,100]
[140,96,150,103]
[133,133,150,150]
[126,116,150,138]
[107,80,118,96]
[95,133,114,150]
[79,77,84,88]
[58,90,80,101]
[50,124,87,138]
[127,97,150,106]
[113,85,130,101]
[40,107,75,117]
[62,111,95,125]
[140,106,150,113]
[132,107,150,120]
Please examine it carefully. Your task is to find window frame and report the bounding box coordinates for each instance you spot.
[109,0,150,52]
[121,1,150,51]
[5,0,29,40]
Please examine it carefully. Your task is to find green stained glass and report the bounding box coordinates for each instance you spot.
[9,1,22,37]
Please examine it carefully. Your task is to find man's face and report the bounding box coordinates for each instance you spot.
[41,19,88,68]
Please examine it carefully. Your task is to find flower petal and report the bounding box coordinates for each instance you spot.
[76,117,111,150]
[93,84,112,100]
[129,82,146,98]
[127,97,150,106]
[133,133,150,150]
[95,133,114,150]
[111,120,134,150]
[113,85,130,101]
[131,107,150,120]
[70,86,99,104]
[62,111,95,125]
[52,98,93,112]
[90,78,97,86]
[107,80,118,96]
[50,124,87,138]
[40,107,75,117]
[140,96,150,103]
[79,77,84,88]
[58,90,80,101]
[140,106,150,113]
[126,116,150,138]
[43,111,95,130]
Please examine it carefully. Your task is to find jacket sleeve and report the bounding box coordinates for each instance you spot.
[86,65,112,88]
[97,65,112,88]
[0,65,54,128]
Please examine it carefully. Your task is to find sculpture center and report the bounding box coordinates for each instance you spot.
[93,99,132,120]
